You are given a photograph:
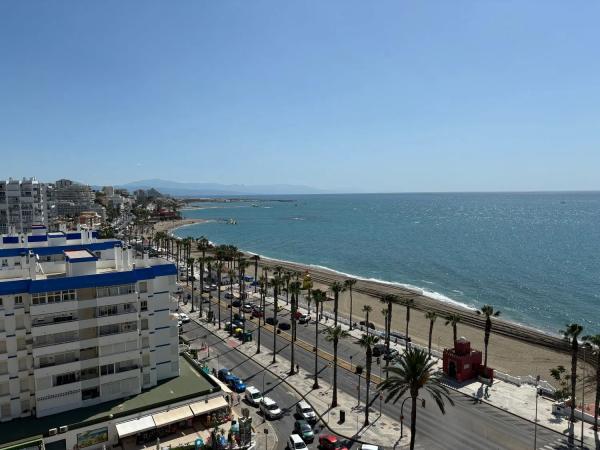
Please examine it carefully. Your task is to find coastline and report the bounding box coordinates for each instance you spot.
[164,219,579,382]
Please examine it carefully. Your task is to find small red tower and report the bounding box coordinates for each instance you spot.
[443,338,492,383]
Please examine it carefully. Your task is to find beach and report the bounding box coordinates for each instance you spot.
[160,218,593,390]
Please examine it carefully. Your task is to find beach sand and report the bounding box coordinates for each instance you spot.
[161,219,595,391]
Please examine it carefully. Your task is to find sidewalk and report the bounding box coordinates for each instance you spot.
[178,298,410,449]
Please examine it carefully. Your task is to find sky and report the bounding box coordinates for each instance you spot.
[1,1,599,193]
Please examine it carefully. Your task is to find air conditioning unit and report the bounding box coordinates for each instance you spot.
[48,428,58,436]
[59,426,68,433]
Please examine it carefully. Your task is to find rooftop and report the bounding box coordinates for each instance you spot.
[0,355,218,447]
[64,249,96,262]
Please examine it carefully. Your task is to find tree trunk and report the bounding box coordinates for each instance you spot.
[290,292,296,375]
[365,346,372,426]
[410,395,418,450]
[217,273,222,329]
[334,292,339,327]
[349,288,353,330]
[313,301,320,389]
[332,337,339,408]
[272,286,278,364]
[405,306,410,344]
[453,323,457,344]
[483,319,491,369]
[594,360,599,430]
[428,320,433,355]
[570,341,578,424]
[365,310,370,338]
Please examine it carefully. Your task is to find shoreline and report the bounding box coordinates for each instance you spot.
[164,219,581,382]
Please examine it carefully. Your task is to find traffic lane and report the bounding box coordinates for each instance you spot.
[181,321,338,450]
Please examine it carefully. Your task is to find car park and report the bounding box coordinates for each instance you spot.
[288,434,308,450]
[293,420,314,443]
[260,397,282,419]
[244,386,263,406]
[296,401,317,423]
[318,435,348,450]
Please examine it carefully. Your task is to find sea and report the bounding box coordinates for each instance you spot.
[173,192,600,335]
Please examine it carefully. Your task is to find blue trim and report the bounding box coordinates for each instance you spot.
[156,360,171,365]
[28,235,47,242]
[8,355,16,359]
[0,263,176,295]
[154,308,169,313]
[0,240,122,258]
[66,232,81,240]
[92,231,99,239]
[4,312,14,317]
[156,343,170,348]
[154,290,169,295]
[31,225,46,230]
[154,326,169,331]
[2,236,19,244]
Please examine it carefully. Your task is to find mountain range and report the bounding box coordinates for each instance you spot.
[117,179,331,197]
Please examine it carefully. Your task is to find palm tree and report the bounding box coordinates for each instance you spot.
[256,275,268,354]
[444,313,461,344]
[381,294,401,376]
[330,281,345,327]
[270,276,283,364]
[402,298,415,344]
[379,347,454,450]
[358,333,379,425]
[283,271,291,305]
[289,280,302,375]
[251,254,260,293]
[362,304,372,337]
[228,268,236,335]
[582,335,600,431]
[214,260,224,328]
[186,257,195,312]
[344,279,357,329]
[312,289,327,389]
[477,305,501,371]
[561,323,583,426]
[425,311,437,356]
[324,325,350,408]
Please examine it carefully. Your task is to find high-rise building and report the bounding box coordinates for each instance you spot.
[0,178,47,235]
[0,227,179,420]
[51,179,105,220]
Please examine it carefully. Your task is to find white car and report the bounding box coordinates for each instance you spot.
[242,303,255,313]
[295,400,316,423]
[287,434,308,450]
[298,314,311,324]
[178,313,190,323]
[244,386,263,406]
[260,397,282,419]
[360,445,380,450]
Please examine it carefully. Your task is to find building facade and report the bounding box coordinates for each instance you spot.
[0,227,179,421]
[0,178,47,235]
[51,179,105,220]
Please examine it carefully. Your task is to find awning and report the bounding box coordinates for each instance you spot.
[208,374,232,394]
[152,405,194,427]
[116,415,156,438]
[190,396,229,417]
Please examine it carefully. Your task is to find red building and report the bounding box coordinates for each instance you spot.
[442,338,493,383]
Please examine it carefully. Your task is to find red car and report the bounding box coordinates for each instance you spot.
[318,435,348,450]
[252,308,264,318]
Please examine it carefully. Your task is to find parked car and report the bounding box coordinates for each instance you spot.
[293,420,314,443]
[266,317,279,326]
[383,348,400,361]
[372,344,387,357]
[318,435,348,450]
[232,299,242,307]
[224,292,234,299]
[242,303,255,313]
[217,368,235,383]
[178,313,190,323]
[296,401,317,423]
[202,286,212,293]
[298,314,311,324]
[252,308,264,318]
[244,386,263,406]
[278,321,291,331]
[359,320,376,329]
[228,376,246,393]
[360,445,380,450]
[260,397,282,419]
[288,434,308,450]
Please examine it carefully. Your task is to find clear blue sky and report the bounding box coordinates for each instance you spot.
[1,1,599,192]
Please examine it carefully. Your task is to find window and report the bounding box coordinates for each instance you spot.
[1,259,7,267]
[100,363,114,376]
[14,296,23,306]
[139,282,147,293]
[32,293,46,305]
[141,300,148,311]
[0,298,3,308]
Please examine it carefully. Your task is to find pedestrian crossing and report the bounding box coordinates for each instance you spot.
[537,436,590,449]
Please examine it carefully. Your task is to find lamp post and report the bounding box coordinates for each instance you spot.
[534,375,540,449]
[581,346,586,448]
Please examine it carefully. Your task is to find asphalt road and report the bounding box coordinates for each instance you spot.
[181,284,586,450]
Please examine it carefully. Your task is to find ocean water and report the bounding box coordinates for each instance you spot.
[174,192,600,334]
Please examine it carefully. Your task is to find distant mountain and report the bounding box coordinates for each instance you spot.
[118,179,331,197]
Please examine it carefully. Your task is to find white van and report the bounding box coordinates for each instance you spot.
[244,386,263,406]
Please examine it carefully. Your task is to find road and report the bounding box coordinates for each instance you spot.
[180,283,585,450]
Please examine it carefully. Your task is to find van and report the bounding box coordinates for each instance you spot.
[244,386,263,406]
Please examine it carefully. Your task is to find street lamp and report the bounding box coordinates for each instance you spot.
[534,375,540,449]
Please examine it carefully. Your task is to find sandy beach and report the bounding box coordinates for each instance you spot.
[160,219,594,390]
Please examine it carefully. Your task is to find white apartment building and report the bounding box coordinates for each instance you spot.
[0,226,179,421]
[0,178,47,235]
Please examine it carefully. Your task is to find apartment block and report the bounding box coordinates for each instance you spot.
[0,178,47,235]
[0,227,179,421]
